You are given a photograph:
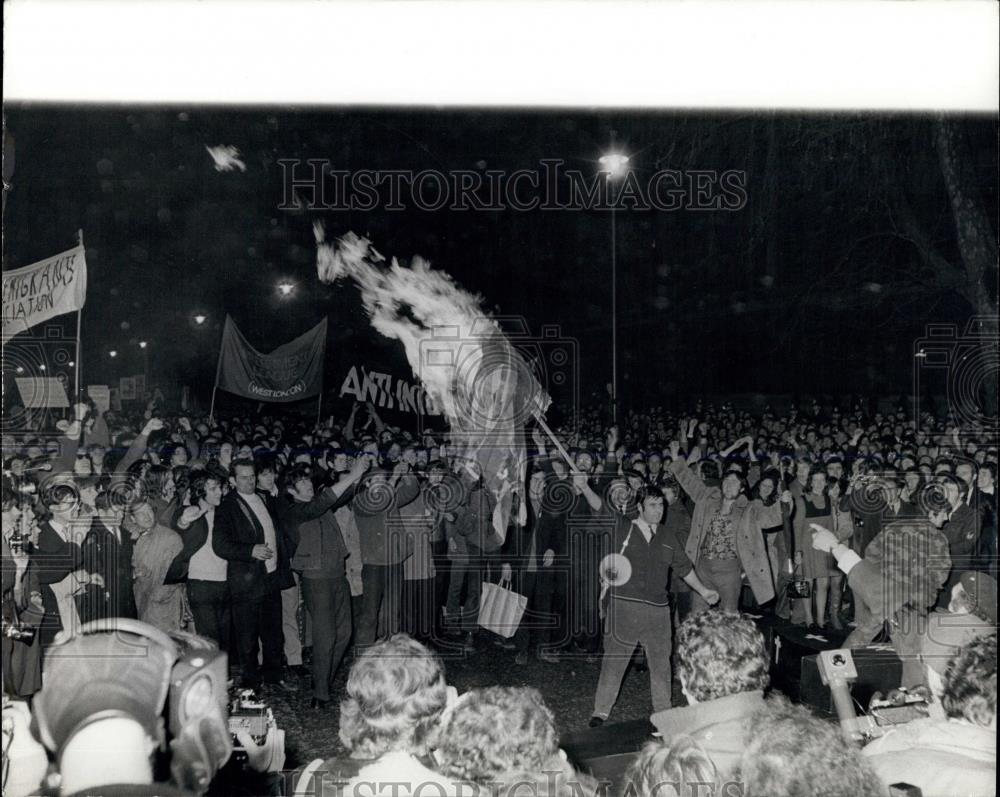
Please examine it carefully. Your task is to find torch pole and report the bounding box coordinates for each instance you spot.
[532,412,580,474]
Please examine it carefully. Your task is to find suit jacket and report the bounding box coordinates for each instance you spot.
[212,490,291,601]
[80,518,137,623]
[34,521,83,643]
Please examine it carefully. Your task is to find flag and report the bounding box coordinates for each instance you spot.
[216,316,327,402]
[2,244,87,339]
[452,327,550,543]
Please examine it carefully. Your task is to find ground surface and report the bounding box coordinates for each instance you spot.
[265,638,665,769]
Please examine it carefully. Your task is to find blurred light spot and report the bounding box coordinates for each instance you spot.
[760,274,775,288]
[864,282,883,293]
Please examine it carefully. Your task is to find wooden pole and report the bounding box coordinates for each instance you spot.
[75,229,84,406]
[532,411,580,474]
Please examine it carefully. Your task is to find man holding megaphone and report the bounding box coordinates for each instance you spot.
[590,485,719,727]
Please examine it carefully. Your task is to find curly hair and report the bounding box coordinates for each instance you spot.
[676,610,769,703]
[941,633,997,726]
[623,735,719,797]
[735,696,884,797]
[434,687,559,783]
[337,634,449,758]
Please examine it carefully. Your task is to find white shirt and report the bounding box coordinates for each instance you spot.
[188,508,227,582]
[242,492,278,574]
[633,519,655,544]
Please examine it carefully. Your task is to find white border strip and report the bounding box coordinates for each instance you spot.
[5,0,998,111]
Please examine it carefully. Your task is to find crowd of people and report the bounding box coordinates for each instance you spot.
[2,393,998,796]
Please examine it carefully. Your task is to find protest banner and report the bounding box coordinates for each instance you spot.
[337,364,440,416]
[15,376,70,409]
[86,385,111,414]
[1,243,87,339]
[212,316,327,414]
[120,376,136,400]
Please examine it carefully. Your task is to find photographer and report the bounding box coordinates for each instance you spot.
[32,621,284,797]
[2,487,44,698]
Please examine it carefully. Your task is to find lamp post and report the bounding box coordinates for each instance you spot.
[138,340,149,394]
[598,150,629,425]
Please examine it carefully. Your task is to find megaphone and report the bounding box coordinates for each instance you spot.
[599,553,632,587]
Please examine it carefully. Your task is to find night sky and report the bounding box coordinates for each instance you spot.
[2,106,996,416]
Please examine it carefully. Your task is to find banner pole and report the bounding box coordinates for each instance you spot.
[209,318,225,423]
[316,391,324,429]
[532,411,580,474]
[75,229,84,407]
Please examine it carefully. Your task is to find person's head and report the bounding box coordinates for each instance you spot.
[624,735,719,797]
[825,458,843,482]
[286,464,315,503]
[735,697,884,797]
[339,634,451,758]
[144,465,175,503]
[167,443,190,468]
[529,469,546,501]
[255,457,277,493]
[807,467,827,496]
[44,482,80,523]
[978,461,996,491]
[754,470,780,505]
[217,440,234,464]
[73,452,94,477]
[574,450,594,474]
[189,472,222,509]
[1,486,22,525]
[955,459,977,488]
[935,473,963,509]
[75,476,100,509]
[720,471,745,501]
[941,633,997,728]
[550,458,568,481]
[676,610,769,704]
[434,687,560,784]
[128,500,156,532]
[794,459,811,484]
[230,458,256,495]
[662,479,680,506]
[636,485,665,526]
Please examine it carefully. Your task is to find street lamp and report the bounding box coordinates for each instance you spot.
[193,314,207,326]
[139,340,148,349]
[277,281,294,297]
[109,350,118,358]
[598,148,630,424]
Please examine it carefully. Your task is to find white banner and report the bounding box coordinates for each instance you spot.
[15,376,70,408]
[87,385,111,414]
[2,244,88,339]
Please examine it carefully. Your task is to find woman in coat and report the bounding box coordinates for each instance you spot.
[668,444,792,613]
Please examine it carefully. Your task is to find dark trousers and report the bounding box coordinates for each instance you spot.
[514,568,557,654]
[232,590,284,688]
[357,563,403,647]
[445,555,484,632]
[300,576,352,702]
[570,534,605,653]
[402,577,436,642]
[187,579,231,653]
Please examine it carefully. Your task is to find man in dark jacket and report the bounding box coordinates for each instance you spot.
[590,486,718,726]
[212,458,294,691]
[278,459,367,708]
[79,489,137,624]
[934,473,982,608]
[651,610,773,778]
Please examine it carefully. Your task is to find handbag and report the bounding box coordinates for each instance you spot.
[477,576,527,638]
[786,560,812,599]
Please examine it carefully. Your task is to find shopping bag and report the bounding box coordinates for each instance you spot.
[477,577,527,638]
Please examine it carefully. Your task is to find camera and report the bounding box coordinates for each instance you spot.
[1,618,36,643]
[913,317,998,433]
[227,689,271,752]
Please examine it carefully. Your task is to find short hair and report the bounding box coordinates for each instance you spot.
[623,735,719,797]
[979,462,997,482]
[42,482,79,509]
[254,453,278,476]
[435,687,559,784]
[735,696,884,797]
[285,463,313,491]
[143,464,173,501]
[676,610,769,702]
[941,633,996,726]
[229,457,256,476]
[635,485,664,509]
[338,634,448,758]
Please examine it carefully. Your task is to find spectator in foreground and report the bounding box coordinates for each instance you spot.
[434,686,564,784]
[623,735,720,797]
[735,696,886,797]
[291,634,461,796]
[650,610,771,777]
[863,633,996,797]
